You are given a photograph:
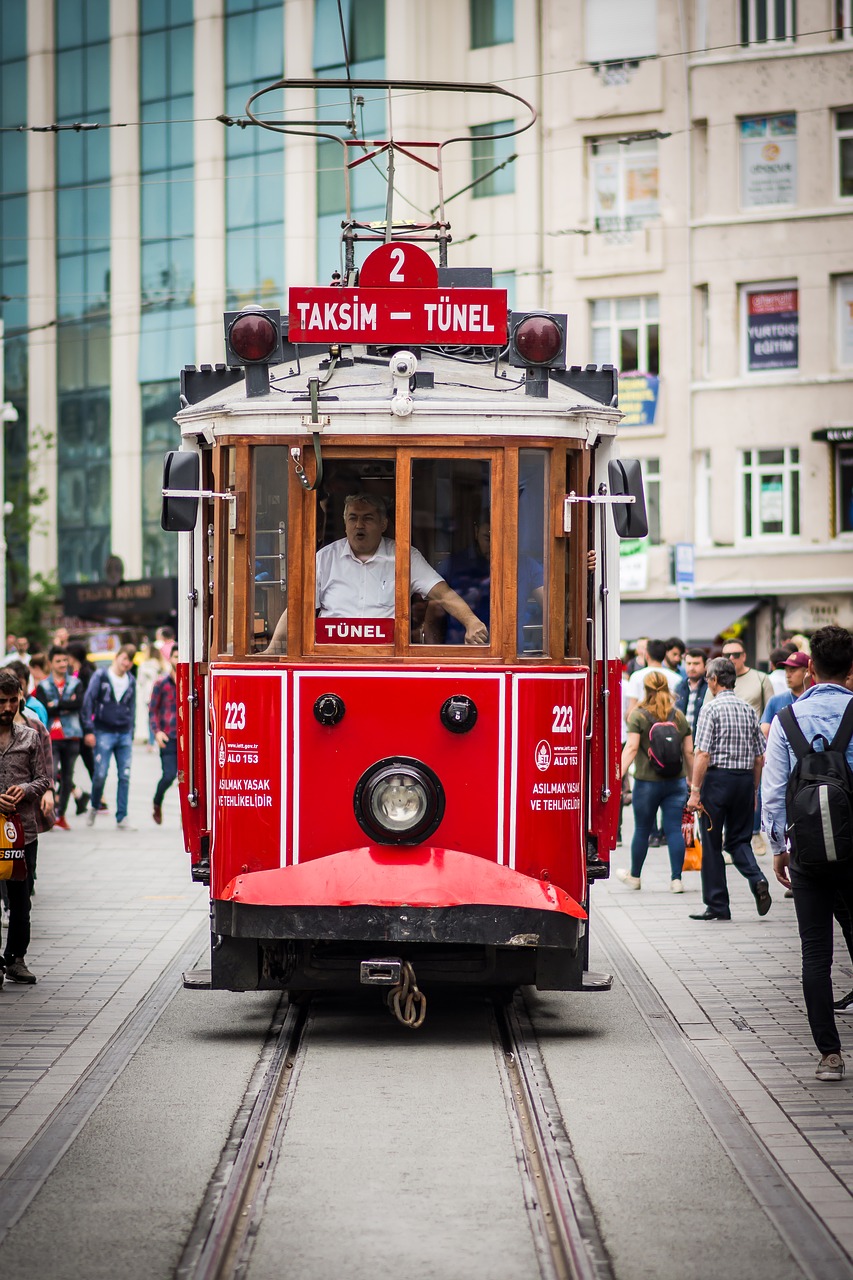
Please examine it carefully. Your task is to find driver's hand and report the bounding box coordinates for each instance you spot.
[464,620,489,645]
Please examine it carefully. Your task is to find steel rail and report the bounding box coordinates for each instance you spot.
[493,998,615,1280]
[177,997,311,1280]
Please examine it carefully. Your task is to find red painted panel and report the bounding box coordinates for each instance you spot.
[511,674,588,906]
[222,845,585,918]
[294,671,504,865]
[210,671,285,899]
[589,659,623,862]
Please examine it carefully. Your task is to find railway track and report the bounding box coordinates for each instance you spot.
[177,992,613,1280]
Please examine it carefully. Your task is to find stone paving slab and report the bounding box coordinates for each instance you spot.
[604,816,853,1259]
[0,746,208,1176]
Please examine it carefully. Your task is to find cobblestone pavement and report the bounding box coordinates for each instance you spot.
[604,813,853,1260]
[1,754,852,1264]
[0,746,207,1177]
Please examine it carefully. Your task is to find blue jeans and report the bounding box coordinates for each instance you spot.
[630,777,689,880]
[91,731,133,824]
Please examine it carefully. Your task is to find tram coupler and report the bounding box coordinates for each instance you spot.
[360,957,403,986]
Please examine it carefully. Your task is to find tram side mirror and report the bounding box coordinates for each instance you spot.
[161,451,200,532]
[608,458,648,540]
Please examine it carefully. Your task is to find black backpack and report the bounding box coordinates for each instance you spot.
[778,699,853,866]
[641,710,684,778]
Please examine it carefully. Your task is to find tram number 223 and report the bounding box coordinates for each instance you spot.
[224,701,247,731]
[551,705,573,733]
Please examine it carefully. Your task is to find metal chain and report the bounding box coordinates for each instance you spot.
[386,960,427,1029]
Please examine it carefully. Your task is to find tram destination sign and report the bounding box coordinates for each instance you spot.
[288,241,507,347]
[288,286,507,346]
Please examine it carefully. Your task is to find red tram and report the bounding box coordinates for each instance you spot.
[162,81,647,1008]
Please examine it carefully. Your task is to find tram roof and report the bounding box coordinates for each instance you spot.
[175,346,622,440]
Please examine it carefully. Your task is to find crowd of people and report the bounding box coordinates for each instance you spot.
[618,627,853,1084]
[0,624,180,989]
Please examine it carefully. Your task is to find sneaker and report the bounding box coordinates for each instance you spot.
[833,990,853,1012]
[85,807,97,827]
[751,833,766,856]
[75,791,90,816]
[5,956,36,984]
[616,869,641,889]
[670,879,684,893]
[116,818,137,831]
[54,815,70,831]
[816,1053,845,1081]
[152,804,162,826]
[723,851,733,865]
[98,802,108,811]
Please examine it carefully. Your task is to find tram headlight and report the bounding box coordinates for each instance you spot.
[354,757,445,846]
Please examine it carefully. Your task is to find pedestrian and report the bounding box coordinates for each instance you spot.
[82,645,137,831]
[66,642,97,814]
[686,656,771,921]
[625,638,681,715]
[34,646,84,831]
[675,647,709,737]
[664,636,686,678]
[9,663,56,833]
[1,636,31,668]
[0,668,51,986]
[763,625,853,1082]
[149,649,178,825]
[134,640,167,746]
[721,638,772,853]
[626,637,649,676]
[6,661,48,728]
[616,670,694,893]
[761,651,810,739]
[768,645,797,697]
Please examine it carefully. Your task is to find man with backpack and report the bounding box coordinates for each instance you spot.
[686,656,770,922]
[763,625,853,1083]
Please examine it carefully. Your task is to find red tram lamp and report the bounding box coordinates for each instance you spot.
[224,306,284,397]
[507,312,568,398]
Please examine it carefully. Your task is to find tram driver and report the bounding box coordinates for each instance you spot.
[265,493,488,650]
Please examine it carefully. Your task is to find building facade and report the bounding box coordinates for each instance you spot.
[1,0,852,648]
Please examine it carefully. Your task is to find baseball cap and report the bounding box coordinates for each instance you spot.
[783,651,810,669]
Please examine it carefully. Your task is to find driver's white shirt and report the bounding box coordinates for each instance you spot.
[315,536,442,617]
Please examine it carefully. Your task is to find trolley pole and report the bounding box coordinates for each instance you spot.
[0,320,19,652]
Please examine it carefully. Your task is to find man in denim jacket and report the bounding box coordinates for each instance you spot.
[82,646,137,831]
[34,646,84,830]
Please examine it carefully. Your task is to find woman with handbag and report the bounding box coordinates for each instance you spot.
[616,669,695,894]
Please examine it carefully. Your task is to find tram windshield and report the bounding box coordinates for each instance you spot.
[248,446,570,660]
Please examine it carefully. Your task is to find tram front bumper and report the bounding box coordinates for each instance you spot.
[214,844,585,951]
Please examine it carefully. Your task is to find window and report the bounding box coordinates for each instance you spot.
[836,447,853,534]
[141,383,180,579]
[740,0,795,44]
[470,0,513,47]
[251,447,289,654]
[694,450,712,547]
[471,121,516,198]
[591,296,659,375]
[493,270,516,310]
[413,459,492,647]
[740,114,796,208]
[836,0,852,38]
[837,275,853,366]
[742,283,798,374]
[585,0,657,62]
[517,452,548,656]
[696,284,710,379]
[740,448,800,539]
[590,138,658,232]
[836,111,853,199]
[641,459,661,545]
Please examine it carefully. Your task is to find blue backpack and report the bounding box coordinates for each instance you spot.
[778,699,853,865]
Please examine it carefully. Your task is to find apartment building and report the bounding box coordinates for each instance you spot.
[1,0,851,647]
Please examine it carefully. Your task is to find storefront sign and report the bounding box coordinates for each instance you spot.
[619,539,648,592]
[618,373,659,426]
[740,115,797,207]
[782,596,853,632]
[747,289,798,371]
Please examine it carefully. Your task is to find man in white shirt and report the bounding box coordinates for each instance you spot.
[267,494,488,650]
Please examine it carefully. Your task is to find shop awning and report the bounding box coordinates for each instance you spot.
[621,598,762,644]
